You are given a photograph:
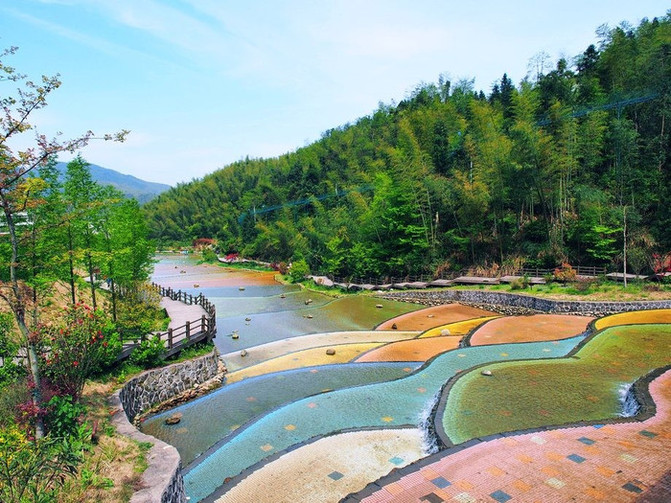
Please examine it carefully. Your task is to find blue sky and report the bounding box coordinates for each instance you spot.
[3,1,668,186]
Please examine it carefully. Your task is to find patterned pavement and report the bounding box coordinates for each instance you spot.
[346,368,671,503]
[212,429,425,503]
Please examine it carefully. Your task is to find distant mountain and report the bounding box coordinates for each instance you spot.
[54,162,171,204]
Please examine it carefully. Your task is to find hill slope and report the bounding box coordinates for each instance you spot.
[55,162,171,204]
[143,13,671,278]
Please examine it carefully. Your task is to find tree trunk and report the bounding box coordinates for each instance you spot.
[1,193,45,438]
[67,224,76,305]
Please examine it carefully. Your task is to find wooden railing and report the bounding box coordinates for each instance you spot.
[117,283,217,361]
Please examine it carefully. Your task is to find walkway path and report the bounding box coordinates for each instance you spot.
[160,296,208,335]
[120,297,207,357]
[345,368,671,503]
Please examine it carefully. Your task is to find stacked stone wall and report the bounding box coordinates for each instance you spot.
[119,352,220,422]
[112,351,221,503]
[378,290,671,316]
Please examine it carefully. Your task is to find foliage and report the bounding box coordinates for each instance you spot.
[115,284,166,341]
[651,252,671,275]
[0,426,85,503]
[143,13,671,277]
[38,304,121,400]
[128,335,165,369]
[553,263,577,282]
[0,379,29,428]
[44,395,88,439]
[0,313,23,385]
[288,258,310,283]
[201,248,218,263]
[509,276,530,290]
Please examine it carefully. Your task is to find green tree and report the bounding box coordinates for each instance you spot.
[0,47,126,437]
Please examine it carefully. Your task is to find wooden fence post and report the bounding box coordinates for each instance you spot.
[168,328,173,348]
[185,321,190,341]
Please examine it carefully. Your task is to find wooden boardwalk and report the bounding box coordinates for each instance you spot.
[118,283,216,361]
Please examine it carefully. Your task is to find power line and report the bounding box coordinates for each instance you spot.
[536,92,659,126]
[238,184,374,223]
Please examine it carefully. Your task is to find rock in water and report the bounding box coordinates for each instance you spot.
[481,370,493,376]
[240,349,248,357]
[165,413,182,425]
[326,348,336,356]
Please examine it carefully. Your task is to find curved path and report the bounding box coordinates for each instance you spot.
[347,368,671,503]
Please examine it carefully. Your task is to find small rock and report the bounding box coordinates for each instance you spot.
[280,294,286,299]
[391,323,398,330]
[305,299,313,305]
[232,331,239,339]
[240,349,248,357]
[194,284,200,288]
[481,370,493,376]
[239,286,245,291]
[326,348,336,356]
[375,304,383,308]
[440,329,451,336]
[245,317,251,322]
[306,314,313,319]
[427,314,435,318]
[165,413,182,425]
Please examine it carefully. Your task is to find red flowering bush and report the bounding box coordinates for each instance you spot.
[651,252,671,275]
[38,304,121,400]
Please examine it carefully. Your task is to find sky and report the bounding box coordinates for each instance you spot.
[2,1,668,186]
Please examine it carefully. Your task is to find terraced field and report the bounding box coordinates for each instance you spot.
[146,257,671,502]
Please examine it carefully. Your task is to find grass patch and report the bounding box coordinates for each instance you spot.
[441,280,671,301]
[443,324,671,444]
[166,341,215,364]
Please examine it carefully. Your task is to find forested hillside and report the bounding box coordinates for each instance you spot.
[144,14,671,278]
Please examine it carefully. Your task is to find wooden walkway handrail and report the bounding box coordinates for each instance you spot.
[117,283,217,361]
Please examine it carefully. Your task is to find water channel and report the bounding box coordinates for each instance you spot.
[145,255,585,502]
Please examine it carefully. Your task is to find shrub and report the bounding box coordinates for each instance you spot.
[0,379,29,428]
[39,304,122,401]
[116,284,166,341]
[510,276,529,290]
[129,335,165,369]
[201,248,218,263]
[572,277,596,293]
[289,259,310,283]
[44,395,88,439]
[553,263,577,282]
[0,426,85,502]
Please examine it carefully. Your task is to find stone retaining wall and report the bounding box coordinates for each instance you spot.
[378,289,671,316]
[112,351,222,503]
[119,351,220,422]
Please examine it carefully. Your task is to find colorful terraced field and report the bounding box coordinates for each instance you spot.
[141,299,671,503]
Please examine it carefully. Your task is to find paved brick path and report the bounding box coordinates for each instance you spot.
[347,369,671,503]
